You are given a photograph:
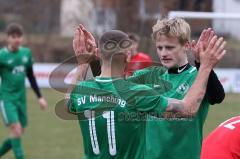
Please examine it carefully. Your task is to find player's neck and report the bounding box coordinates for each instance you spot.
[7,45,19,52]
[168,62,191,74]
[100,63,126,78]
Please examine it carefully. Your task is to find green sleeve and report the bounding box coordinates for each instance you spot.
[128,66,172,94]
[132,66,166,81]
[129,66,166,84]
[127,67,152,84]
[135,94,168,114]
[126,84,168,114]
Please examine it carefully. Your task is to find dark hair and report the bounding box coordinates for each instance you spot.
[128,33,140,43]
[6,23,23,36]
[98,30,132,57]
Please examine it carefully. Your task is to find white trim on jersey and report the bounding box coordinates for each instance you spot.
[0,100,9,124]
[95,77,122,82]
[188,67,196,74]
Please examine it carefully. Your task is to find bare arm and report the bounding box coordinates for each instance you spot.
[166,65,211,116]
[65,64,89,99]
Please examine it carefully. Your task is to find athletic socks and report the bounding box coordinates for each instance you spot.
[11,138,24,159]
[0,138,12,156]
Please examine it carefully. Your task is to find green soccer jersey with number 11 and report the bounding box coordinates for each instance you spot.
[68,76,169,159]
[133,66,210,159]
[0,47,33,102]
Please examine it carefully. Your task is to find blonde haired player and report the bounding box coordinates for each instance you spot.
[132,18,225,159]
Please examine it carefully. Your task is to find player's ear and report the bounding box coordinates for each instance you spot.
[184,41,191,51]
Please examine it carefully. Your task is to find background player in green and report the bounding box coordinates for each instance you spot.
[68,25,226,159]
[0,23,48,159]
[133,18,225,159]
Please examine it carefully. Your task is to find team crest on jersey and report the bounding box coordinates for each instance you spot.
[7,59,14,64]
[22,56,28,63]
[176,83,189,95]
[12,65,25,74]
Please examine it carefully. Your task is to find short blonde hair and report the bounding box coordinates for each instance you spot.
[152,18,191,45]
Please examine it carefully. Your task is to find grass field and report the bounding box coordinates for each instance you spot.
[0,89,240,159]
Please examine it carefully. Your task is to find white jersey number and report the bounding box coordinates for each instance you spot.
[219,118,240,130]
[84,110,117,156]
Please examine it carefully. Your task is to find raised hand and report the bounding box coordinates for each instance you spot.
[199,36,226,69]
[191,28,215,62]
[79,25,97,53]
[73,26,86,55]
[73,25,97,64]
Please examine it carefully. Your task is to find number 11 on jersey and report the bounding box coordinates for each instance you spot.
[84,110,117,156]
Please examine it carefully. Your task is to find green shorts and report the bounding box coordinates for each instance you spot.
[0,100,27,128]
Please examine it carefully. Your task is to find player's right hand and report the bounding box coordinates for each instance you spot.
[199,36,226,69]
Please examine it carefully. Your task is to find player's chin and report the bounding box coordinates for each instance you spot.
[12,44,20,49]
[161,61,175,69]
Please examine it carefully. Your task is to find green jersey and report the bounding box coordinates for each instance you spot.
[133,66,210,159]
[68,76,169,159]
[0,47,33,102]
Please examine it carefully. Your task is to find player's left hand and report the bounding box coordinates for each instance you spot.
[73,25,98,64]
[191,28,215,62]
[38,97,48,110]
[79,24,97,54]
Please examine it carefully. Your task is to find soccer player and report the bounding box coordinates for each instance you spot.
[126,33,152,76]
[132,18,225,159]
[201,116,240,159]
[0,23,48,159]
[68,25,226,159]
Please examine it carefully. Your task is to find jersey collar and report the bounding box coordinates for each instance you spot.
[168,63,191,74]
[5,46,21,53]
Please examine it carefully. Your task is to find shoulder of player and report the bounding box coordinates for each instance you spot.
[133,66,167,76]
[178,65,197,78]
[0,47,8,59]
[187,66,197,74]
[19,46,32,55]
[71,79,96,91]
[0,47,7,54]
[77,79,95,87]
[177,66,198,82]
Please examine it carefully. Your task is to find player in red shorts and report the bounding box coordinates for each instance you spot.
[201,116,240,159]
[126,33,152,76]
